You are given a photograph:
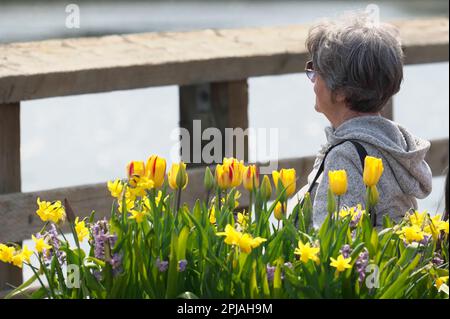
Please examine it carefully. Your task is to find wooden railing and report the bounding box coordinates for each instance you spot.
[0,18,448,295]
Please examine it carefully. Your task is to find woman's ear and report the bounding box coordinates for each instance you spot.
[334,89,347,104]
[331,89,347,105]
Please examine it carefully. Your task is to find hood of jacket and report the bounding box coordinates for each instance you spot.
[325,115,433,199]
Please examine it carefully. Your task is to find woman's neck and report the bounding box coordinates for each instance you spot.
[329,108,380,129]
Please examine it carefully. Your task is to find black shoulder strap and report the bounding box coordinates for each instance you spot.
[294,140,367,226]
[306,140,367,195]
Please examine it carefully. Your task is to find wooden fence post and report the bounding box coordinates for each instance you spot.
[0,102,23,292]
[179,80,249,167]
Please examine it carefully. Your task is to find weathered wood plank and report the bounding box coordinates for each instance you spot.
[0,102,22,292]
[0,18,447,104]
[0,103,21,193]
[0,183,113,243]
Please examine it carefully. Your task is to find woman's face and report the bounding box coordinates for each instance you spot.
[313,74,334,115]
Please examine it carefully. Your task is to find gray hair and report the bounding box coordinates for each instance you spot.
[306,12,404,113]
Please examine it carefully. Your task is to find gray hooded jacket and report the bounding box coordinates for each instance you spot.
[288,115,433,227]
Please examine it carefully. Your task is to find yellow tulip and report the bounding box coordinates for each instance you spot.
[223,157,244,187]
[272,168,296,197]
[328,170,348,196]
[363,156,384,187]
[215,163,233,190]
[126,160,145,178]
[168,162,188,190]
[243,165,260,191]
[274,201,286,221]
[145,155,166,188]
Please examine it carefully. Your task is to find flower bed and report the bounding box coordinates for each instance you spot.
[1,155,448,299]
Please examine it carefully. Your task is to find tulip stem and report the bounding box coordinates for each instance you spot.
[175,188,181,219]
[248,191,253,225]
[337,196,341,214]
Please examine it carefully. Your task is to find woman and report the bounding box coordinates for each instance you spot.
[289,13,433,227]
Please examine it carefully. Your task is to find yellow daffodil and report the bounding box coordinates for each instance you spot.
[107,179,124,199]
[328,170,348,196]
[126,160,145,178]
[330,254,352,273]
[274,201,286,221]
[409,210,427,227]
[36,198,66,224]
[129,209,146,223]
[294,241,320,264]
[221,190,241,209]
[338,204,365,221]
[32,235,52,254]
[363,156,384,187]
[397,225,425,244]
[243,165,260,191]
[10,245,33,268]
[217,224,242,246]
[238,234,267,254]
[237,211,249,229]
[75,217,89,242]
[145,155,166,188]
[209,206,216,224]
[20,245,33,263]
[423,214,449,239]
[118,198,135,213]
[11,253,24,268]
[435,276,449,290]
[136,176,155,190]
[0,244,16,263]
[272,168,296,197]
[168,162,188,190]
[216,224,266,254]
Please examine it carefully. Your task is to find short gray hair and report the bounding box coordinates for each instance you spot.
[306,12,404,113]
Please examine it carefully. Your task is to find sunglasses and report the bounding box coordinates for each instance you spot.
[305,60,317,82]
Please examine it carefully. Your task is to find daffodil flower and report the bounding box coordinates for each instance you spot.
[32,235,52,254]
[107,179,124,198]
[75,217,89,242]
[330,254,352,273]
[36,198,66,224]
[128,209,146,223]
[294,241,320,264]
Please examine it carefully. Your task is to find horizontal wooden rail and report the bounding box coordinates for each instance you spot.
[0,137,447,243]
[0,18,448,104]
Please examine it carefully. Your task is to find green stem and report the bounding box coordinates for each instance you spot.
[175,188,182,219]
[248,191,253,226]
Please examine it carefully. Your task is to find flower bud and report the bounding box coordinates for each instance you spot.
[204,166,215,191]
[260,175,272,201]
